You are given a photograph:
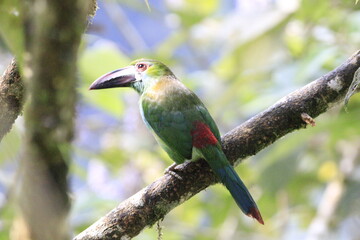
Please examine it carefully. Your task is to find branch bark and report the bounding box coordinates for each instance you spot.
[74,50,360,240]
[0,59,23,141]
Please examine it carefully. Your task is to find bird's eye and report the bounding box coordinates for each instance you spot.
[136,63,147,72]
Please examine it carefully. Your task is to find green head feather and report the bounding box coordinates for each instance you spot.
[131,59,174,78]
[130,59,176,93]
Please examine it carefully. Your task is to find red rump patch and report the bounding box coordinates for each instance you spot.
[191,121,218,149]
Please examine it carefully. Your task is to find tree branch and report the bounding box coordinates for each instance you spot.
[74,51,360,240]
[0,59,23,142]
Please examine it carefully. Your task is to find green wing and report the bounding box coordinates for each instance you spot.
[140,82,220,163]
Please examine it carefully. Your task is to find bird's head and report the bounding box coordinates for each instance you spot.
[89,59,174,94]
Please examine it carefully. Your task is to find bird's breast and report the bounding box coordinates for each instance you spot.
[143,79,170,102]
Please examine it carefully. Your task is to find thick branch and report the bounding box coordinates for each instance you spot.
[0,59,23,141]
[74,50,360,240]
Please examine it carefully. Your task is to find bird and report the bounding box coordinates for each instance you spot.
[89,59,264,224]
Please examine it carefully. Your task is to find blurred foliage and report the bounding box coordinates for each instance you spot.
[1,0,360,239]
[0,0,24,63]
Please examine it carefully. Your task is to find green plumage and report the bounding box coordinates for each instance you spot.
[140,76,220,163]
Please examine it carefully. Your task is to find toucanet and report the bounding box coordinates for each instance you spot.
[90,59,264,224]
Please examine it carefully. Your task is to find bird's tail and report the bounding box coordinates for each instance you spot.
[215,164,264,224]
[200,147,264,224]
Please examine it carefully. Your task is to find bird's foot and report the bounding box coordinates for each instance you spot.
[165,163,178,172]
[164,163,183,180]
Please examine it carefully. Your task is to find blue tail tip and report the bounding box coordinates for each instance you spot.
[247,207,264,225]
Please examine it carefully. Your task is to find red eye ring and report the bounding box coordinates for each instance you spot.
[136,63,147,72]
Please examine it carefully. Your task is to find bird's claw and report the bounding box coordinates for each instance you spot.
[164,163,183,180]
[165,163,177,172]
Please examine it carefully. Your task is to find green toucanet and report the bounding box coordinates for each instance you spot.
[89,59,264,224]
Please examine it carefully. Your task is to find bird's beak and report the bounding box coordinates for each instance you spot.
[89,66,136,90]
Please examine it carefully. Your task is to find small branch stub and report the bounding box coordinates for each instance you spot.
[301,113,316,127]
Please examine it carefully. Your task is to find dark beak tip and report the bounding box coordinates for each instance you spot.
[88,78,103,90]
[88,84,97,90]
